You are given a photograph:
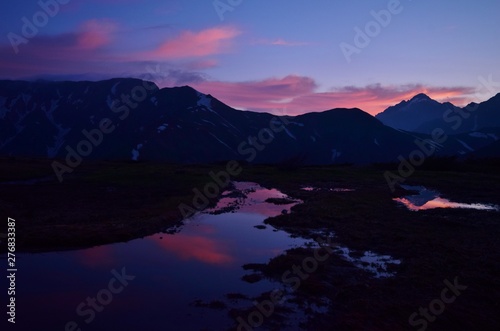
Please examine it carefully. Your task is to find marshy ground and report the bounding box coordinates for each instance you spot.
[1,157,499,330]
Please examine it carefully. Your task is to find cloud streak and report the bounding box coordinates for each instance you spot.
[0,17,477,117]
[191,78,476,116]
[0,19,118,77]
[77,19,117,50]
[255,38,311,47]
[144,26,240,60]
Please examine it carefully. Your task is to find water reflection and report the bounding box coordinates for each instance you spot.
[394,185,499,211]
[7,182,311,330]
[205,181,298,217]
[334,246,401,278]
[301,186,355,192]
[152,232,235,265]
[77,245,116,268]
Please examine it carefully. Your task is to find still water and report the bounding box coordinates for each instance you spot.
[394,185,499,211]
[4,182,316,330]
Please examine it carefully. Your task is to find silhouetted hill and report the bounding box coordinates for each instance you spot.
[1,79,499,167]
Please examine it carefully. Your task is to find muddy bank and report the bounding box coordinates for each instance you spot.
[0,159,224,252]
[229,164,500,330]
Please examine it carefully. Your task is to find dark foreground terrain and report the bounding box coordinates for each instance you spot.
[1,157,499,330]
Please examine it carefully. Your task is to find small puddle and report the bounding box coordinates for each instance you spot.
[205,181,300,216]
[394,185,499,211]
[305,229,401,278]
[334,246,401,278]
[301,186,355,192]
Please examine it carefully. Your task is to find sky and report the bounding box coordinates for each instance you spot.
[1,0,500,116]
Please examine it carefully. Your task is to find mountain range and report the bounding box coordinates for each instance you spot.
[375,92,500,134]
[1,78,499,167]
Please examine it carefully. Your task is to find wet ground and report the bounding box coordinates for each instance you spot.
[1,159,500,330]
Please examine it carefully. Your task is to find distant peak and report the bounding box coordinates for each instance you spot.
[410,93,432,102]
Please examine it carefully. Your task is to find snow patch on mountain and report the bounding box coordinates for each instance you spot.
[42,99,70,157]
[283,127,296,140]
[111,82,120,95]
[106,95,114,108]
[131,143,143,161]
[331,149,342,161]
[21,93,31,105]
[44,99,60,122]
[9,95,22,108]
[209,133,233,151]
[47,125,71,157]
[197,92,215,113]
[488,133,499,141]
[157,123,168,133]
[201,119,216,126]
[457,139,474,152]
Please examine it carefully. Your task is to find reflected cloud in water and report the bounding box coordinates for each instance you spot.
[394,185,499,211]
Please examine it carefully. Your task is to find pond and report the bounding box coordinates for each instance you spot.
[4,181,402,330]
[4,182,315,330]
[394,185,499,211]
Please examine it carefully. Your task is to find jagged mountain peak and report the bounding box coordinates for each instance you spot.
[409,93,433,102]
[1,79,499,166]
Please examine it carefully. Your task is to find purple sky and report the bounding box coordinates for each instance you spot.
[1,0,500,115]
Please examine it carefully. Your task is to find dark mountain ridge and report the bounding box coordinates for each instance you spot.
[376,92,500,135]
[1,79,499,169]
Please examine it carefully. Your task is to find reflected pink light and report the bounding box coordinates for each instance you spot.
[206,182,298,217]
[77,245,116,268]
[152,234,234,265]
[394,197,498,211]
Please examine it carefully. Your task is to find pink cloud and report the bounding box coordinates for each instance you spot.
[0,19,119,78]
[190,75,316,108]
[191,77,475,116]
[258,38,310,47]
[77,19,117,50]
[184,59,218,70]
[145,26,240,59]
[290,85,475,115]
